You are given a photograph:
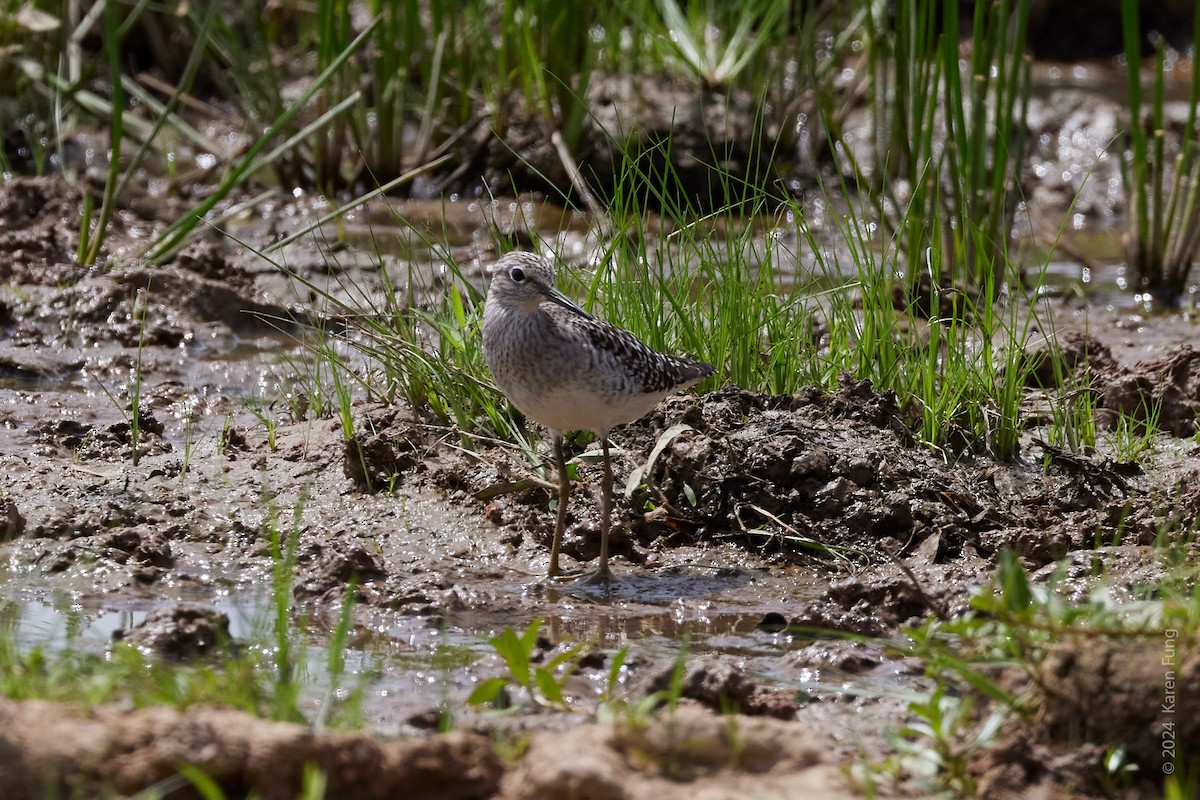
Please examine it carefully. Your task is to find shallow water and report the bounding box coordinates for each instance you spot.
[1,554,837,734]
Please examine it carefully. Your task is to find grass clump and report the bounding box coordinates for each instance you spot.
[856,0,1032,299]
[284,248,518,443]
[277,111,1055,467]
[653,0,788,88]
[1118,0,1200,306]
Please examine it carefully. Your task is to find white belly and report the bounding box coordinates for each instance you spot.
[503,380,662,435]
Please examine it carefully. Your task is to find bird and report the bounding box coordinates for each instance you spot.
[482,251,715,579]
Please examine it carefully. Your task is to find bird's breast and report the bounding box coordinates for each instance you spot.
[482,302,693,434]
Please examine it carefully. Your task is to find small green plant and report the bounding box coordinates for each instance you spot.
[128,283,151,466]
[1058,386,1099,455]
[81,282,152,467]
[887,682,1007,794]
[886,549,1200,792]
[880,559,1033,791]
[1109,398,1162,462]
[466,619,582,711]
[174,763,226,800]
[263,484,308,723]
[314,579,365,732]
[217,412,235,454]
[600,645,629,706]
[178,411,197,483]
[245,400,279,453]
[662,633,689,713]
[596,643,668,729]
[1039,337,1099,456]
[598,635,691,733]
[175,760,327,800]
[1165,774,1200,800]
[1097,745,1140,796]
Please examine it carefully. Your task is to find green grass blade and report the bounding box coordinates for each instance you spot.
[145,15,381,264]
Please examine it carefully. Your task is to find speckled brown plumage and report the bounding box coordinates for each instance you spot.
[481,251,714,578]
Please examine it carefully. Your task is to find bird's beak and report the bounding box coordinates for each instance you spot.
[546,287,594,320]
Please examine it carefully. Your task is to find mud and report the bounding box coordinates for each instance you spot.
[113,603,234,660]
[2,53,1200,795]
[970,639,1200,799]
[0,697,503,800]
[0,696,864,800]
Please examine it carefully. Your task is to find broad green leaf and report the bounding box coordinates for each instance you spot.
[534,667,564,705]
[489,628,531,686]
[518,619,542,658]
[466,676,510,706]
[604,646,628,701]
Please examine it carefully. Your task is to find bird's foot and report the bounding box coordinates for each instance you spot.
[576,565,613,585]
[542,566,588,583]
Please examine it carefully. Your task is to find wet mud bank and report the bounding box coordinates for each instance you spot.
[1,163,1199,798]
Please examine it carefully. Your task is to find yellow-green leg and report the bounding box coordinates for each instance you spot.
[596,436,613,578]
[548,432,569,577]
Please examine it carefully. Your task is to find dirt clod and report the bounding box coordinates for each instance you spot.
[294,541,387,600]
[0,697,503,800]
[971,637,1200,798]
[1098,345,1200,436]
[114,604,232,659]
[501,705,853,800]
[0,496,25,540]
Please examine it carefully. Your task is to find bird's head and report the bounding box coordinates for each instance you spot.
[487,251,593,319]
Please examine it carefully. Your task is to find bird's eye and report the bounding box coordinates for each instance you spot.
[509,267,526,282]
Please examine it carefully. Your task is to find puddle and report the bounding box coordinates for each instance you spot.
[0,552,845,734]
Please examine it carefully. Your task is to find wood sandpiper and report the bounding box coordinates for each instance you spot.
[482,251,714,579]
